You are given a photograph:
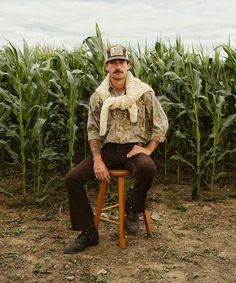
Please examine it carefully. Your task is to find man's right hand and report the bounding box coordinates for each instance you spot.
[89,139,110,182]
[93,155,110,182]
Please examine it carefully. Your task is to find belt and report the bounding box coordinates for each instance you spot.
[104,142,145,147]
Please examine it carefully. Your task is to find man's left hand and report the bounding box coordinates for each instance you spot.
[127,145,152,158]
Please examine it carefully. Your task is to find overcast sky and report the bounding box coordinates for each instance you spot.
[0,0,235,51]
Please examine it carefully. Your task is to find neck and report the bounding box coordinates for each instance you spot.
[110,78,126,93]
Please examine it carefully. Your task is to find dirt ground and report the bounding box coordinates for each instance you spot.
[0,174,236,283]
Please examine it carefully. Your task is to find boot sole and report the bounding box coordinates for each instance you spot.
[64,239,99,254]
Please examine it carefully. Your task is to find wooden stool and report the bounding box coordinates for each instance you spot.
[94,169,153,248]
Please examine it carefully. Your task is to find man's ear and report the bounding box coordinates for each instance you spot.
[105,63,109,72]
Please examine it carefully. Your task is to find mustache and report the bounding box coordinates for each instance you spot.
[113,70,123,74]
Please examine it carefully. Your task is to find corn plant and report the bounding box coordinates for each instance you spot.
[0,42,31,196]
[0,26,235,201]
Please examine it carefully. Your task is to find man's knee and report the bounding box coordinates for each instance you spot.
[149,162,157,176]
[143,161,157,178]
[64,170,74,190]
[64,169,82,191]
[136,154,157,177]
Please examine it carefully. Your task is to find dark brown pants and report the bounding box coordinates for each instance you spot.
[64,143,157,231]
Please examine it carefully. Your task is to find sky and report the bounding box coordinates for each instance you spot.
[0,0,235,52]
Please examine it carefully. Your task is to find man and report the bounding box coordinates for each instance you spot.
[64,45,168,253]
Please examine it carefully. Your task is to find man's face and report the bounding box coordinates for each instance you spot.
[105,59,131,81]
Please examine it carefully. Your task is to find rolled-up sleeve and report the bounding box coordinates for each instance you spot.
[150,91,169,142]
[87,92,103,141]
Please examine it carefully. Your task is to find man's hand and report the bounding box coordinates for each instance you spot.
[93,157,110,182]
[89,139,110,182]
[127,145,152,158]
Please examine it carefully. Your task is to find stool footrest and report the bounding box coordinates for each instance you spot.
[102,204,119,211]
[99,216,119,225]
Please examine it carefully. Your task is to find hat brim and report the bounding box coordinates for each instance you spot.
[105,56,129,63]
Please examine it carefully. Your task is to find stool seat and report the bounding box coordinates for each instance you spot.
[94,169,153,248]
[109,169,129,177]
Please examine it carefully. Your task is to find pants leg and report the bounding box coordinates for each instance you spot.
[64,144,122,231]
[64,155,95,231]
[125,153,157,212]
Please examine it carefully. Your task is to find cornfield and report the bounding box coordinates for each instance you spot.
[0,25,235,200]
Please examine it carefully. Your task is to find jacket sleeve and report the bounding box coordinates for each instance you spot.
[87,92,103,141]
[149,91,169,142]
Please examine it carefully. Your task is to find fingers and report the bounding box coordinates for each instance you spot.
[127,145,141,158]
[127,145,151,158]
[95,168,110,182]
[100,170,110,182]
[126,150,135,158]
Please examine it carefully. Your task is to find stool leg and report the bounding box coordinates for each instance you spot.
[143,209,153,236]
[94,181,107,229]
[118,176,126,248]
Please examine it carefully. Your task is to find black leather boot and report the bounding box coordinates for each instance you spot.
[64,227,99,253]
[125,200,139,235]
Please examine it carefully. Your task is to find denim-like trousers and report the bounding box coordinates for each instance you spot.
[64,143,157,231]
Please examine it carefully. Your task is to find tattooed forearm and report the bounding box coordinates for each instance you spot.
[89,139,102,156]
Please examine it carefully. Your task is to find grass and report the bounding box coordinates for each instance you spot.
[1,227,25,237]
[140,267,163,280]
[164,247,220,265]
[180,222,210,233]
[203,248,219,257]
[175,203,188,211]
[80,271,112,283]
[33,263,51,274]
[0,251,20,265]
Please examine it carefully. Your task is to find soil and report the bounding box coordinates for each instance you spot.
[0,174,236,283]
